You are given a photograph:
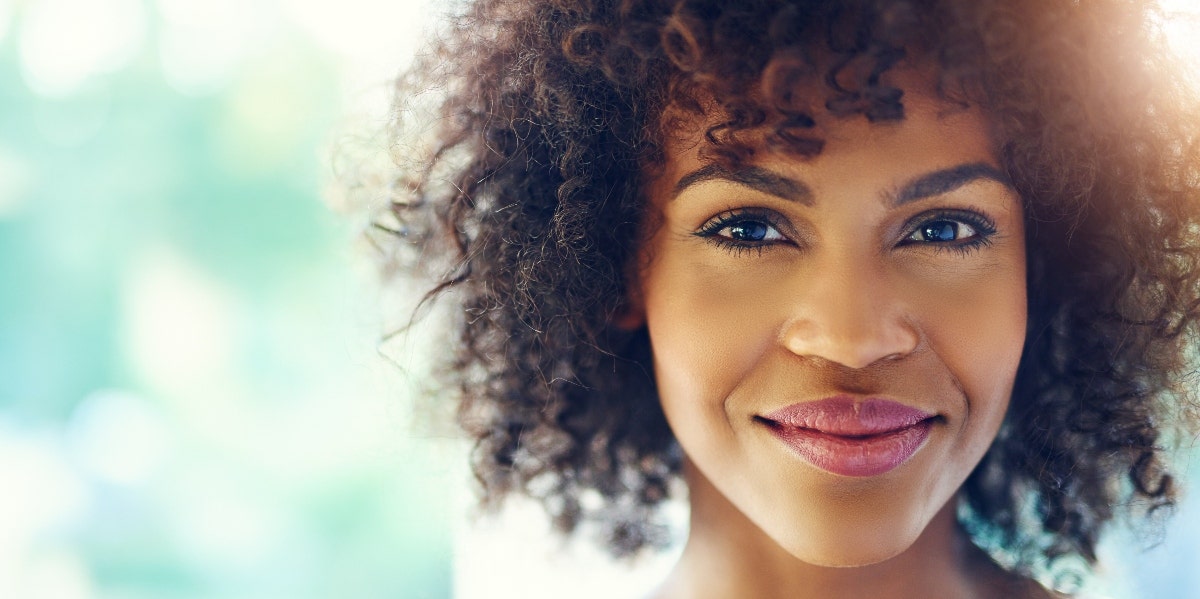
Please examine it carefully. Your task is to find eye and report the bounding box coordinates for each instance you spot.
[899,209,997,255]
[908,219,978,243]
[694,208,789,253]
[720,219,785,243]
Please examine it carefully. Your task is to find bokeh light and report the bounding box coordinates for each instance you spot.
[0,0,11,45]
[1,0,453,597]
[17,0,147,97]
[155,0,264,96]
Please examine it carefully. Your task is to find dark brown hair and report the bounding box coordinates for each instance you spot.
[376,0,1200,576]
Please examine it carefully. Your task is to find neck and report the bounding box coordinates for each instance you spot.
[653,463,1037,599]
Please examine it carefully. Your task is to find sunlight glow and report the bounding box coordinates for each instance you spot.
[0,0,11,45]
[0,427,89,594]
[281,0,426,60]
[16,553,95,599]
[156,0,264,96]
[166,468,289,568]
[1160,0,1200,85]
[120,249,239,396]
[280,0,444,99]
[17,0,147,96]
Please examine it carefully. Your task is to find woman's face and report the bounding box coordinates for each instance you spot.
[632,82,1026,567]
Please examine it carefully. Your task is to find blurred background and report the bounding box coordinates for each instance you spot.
[0,0,460,596]
[0,0,1197,598]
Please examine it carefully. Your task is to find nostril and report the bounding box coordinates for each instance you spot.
[779,300,921,369]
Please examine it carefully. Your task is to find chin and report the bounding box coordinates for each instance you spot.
[776,533,916,569]
[791,543,910,569]
[760,499,936,569]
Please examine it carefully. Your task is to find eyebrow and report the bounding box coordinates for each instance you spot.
[672,163,814,205]
[671,161,1012,206]
[890,163,1012,206]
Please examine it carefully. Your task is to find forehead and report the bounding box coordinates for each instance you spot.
[649,72,999,201]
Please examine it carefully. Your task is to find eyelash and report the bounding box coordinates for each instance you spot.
[899,208,998,256]
[694,208,786,256]
[693,207,998,256]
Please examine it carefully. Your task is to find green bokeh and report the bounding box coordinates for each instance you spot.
[0,1,453,597]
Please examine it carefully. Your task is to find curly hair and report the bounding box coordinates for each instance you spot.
[377,0,1200,575]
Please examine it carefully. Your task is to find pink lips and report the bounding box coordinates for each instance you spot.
[761,396,935,477]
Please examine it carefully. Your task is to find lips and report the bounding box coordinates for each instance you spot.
[759,396,936,477]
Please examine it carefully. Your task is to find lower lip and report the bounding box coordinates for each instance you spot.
[766,420,933,477]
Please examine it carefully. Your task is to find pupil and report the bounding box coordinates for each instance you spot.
[731,221,768,241]
[923,221,957,242]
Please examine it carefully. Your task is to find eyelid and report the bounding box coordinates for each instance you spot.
[694,207,795,253]
[899,208,996,240]
[896,207,998,256]
[695,207,790,237]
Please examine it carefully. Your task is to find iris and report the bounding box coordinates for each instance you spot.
[730,221,770,241]
[921,221,958,242]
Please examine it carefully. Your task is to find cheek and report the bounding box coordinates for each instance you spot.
[639,243,781,427]
[910,256,1027,449]
[942,285,1025,401]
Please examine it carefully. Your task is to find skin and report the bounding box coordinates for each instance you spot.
[626,72,1040,598]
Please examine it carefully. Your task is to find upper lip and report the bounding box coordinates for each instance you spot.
[760,395,935,436]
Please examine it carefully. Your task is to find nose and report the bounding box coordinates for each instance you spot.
[779,263,921,370]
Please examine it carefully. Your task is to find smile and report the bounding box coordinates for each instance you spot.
[759,397,937,477]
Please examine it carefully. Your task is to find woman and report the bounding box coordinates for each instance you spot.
[377,0,1200,596]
